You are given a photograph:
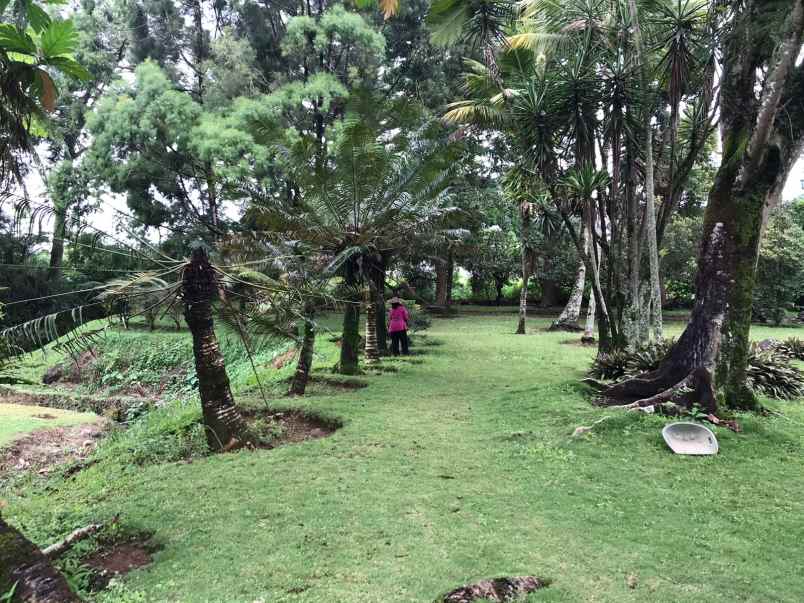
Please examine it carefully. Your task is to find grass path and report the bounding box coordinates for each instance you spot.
[0,403,97,447]
[5,314,804,602]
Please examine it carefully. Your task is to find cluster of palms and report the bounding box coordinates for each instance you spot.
[438,0,716,352]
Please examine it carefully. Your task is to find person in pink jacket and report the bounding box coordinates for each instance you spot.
[387,296,410,356]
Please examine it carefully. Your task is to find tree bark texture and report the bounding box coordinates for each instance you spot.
[289,303,316,396]
[364,290,380,363]
[339,257,361,375]
[0,515,81,603]
[183,246,247,450]
[551,224,588,331]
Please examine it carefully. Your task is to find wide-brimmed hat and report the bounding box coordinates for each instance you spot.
[389,296,402,304]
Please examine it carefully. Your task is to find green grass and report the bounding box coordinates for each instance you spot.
[4,312,804,602]
[0,403,97,447]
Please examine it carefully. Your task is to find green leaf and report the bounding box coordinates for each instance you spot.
[0,24,37,55]
[39,19,78,58]
[27,2,52,33]
[6,51,36,64]
[0,0,12,16]
[47,55,91,80]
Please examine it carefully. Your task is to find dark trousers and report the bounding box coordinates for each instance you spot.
[390,330,409,355]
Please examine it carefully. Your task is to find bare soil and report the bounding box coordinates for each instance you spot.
[241,408,341,450]
[84,535,158,591]
[0,419,110,478]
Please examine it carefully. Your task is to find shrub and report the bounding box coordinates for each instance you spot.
[589,340,674,381]
[775,337,804,361]
[747,346,804,400]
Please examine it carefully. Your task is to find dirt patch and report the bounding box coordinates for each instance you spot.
[271,348,298,369]
[437,576,548,602]
[83,535,158,591]
[241,408,341,450]
[0,419,111,478]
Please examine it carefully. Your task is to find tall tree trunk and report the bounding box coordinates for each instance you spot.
[48,204,67,279]
[446,252,454,305]
[434,253,453,306]
[516,251,531,334]
[583,288,596,342]
[602,0,804,411]
[0,515,81,602]
[371,255,388,353]
[339,257,361,375]
[289,303,316,396]
[550,224,588,331]
[183,246,247,450]
[364,289,380,363]
[629,0,663,342]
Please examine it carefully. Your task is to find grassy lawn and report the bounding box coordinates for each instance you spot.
[0,403,98,448]
[4,311,804,602]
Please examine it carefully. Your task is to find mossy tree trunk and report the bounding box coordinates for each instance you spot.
[339,256,361,375]
[0,514,81,602]
[289,302,316,396]
[602,0,804,411]
[183,246,247,450]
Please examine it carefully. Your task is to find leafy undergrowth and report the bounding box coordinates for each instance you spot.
[3,314,804,602]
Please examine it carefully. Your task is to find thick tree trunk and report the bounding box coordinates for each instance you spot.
[289,304,315,396]
[601,0,804,411]
[434,253,453,306]
[339,258,361,375]
[183,246,247,450]
[48,205,67,279]
[0,515,81,602]
[583,288,596,342]
[551,225,588,332]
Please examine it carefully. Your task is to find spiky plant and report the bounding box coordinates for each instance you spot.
[747,345,804,400]
[250,96,460,375]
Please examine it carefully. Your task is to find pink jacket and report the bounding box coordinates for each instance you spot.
[388,306,410,333]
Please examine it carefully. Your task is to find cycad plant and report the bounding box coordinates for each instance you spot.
[254,102,458,374]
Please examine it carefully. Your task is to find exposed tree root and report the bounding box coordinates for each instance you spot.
[437,576,547,603]
[596,367,741,431]
[598,367,716,413]
[547,321,583,332]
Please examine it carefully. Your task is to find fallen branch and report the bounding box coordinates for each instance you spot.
[43,517,115,559]
[571,416,613,437]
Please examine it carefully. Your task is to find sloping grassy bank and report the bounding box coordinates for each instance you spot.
[3,313,804,602]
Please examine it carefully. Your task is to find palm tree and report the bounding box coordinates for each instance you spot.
[443,0,716,352]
